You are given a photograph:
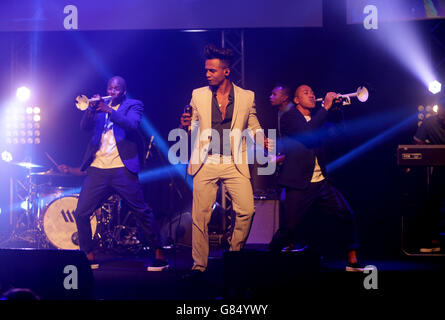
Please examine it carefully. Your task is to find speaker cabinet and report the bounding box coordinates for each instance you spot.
[246,199,279,244]
[160,212,192,247]
[0,249,94,300]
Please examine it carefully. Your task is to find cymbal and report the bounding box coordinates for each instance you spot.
[15,161,43,169]
[30,169,69,176]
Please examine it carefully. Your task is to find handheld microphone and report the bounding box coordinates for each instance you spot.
[184,105,192,131]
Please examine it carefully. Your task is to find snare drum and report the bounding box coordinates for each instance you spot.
[42,195,97,250]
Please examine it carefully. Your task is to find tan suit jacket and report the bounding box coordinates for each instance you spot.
[187,83,262,178]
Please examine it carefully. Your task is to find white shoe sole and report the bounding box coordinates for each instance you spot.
[90,263,100,270]
[420,248,441,253]
[147,265,169,272]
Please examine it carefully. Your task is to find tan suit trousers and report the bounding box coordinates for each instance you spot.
[191,161,254,271]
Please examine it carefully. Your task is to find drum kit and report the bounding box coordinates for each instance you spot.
[1,161,144,254]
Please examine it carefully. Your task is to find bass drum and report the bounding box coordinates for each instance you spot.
[42,195,97,250]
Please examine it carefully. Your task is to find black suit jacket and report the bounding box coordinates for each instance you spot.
[277,107,330,190]
[80,97,146,173]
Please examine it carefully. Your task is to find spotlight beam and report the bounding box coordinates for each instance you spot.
[326,114,417,172]
[372,14,436,88]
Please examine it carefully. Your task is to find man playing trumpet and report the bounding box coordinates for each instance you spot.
[74,75,168,271]
[269,84,363,272]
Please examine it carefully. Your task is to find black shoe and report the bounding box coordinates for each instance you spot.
[281,243,308,253]
[147,259,169,271]
[86,251,100,270]
[182,269,205,282]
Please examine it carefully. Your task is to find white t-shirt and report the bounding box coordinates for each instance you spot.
[91,104,125,169]
[304,115,325,183]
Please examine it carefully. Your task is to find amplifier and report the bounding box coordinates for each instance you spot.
[397,144,445,166]
[246,199,279,244]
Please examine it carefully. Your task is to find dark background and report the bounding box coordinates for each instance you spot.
[0,1,442,259]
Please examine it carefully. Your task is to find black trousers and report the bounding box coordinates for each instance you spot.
[270,179,359,253]
[75,166,161,254]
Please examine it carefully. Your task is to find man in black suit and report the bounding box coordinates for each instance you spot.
[74,76,168,271]
[269,84,362,271]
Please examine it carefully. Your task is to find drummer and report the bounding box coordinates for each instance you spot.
[56,164,85,176]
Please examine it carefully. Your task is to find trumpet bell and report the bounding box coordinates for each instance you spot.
[75,95,89,111]
[356,86,369,102]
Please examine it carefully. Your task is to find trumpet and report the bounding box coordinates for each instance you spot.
[315,86,369,106]
[75,95,112,111]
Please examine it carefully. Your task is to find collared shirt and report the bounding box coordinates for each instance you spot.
[210,85,235,156]
[91,104,125,169]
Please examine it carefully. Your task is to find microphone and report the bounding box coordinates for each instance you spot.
[183,105,193,131]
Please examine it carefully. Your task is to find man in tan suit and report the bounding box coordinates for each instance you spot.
[181,45,271,273]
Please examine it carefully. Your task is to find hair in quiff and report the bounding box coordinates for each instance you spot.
[204,44,234,68]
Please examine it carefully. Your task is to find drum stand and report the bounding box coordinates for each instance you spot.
[0,170,49,249]
[94,196,143,254]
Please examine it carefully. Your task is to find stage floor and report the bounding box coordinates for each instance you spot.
[1,242,444,302]
[88,244,445,301]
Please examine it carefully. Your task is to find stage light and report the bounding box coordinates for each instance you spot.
[3,104,42,145]
[418,104,436,126]
[16,86,31,102]
[1,150,13,162]
[432,105,439,113]
[428,80,441,94]
[20,200,32,210]
[182,29,208,32]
